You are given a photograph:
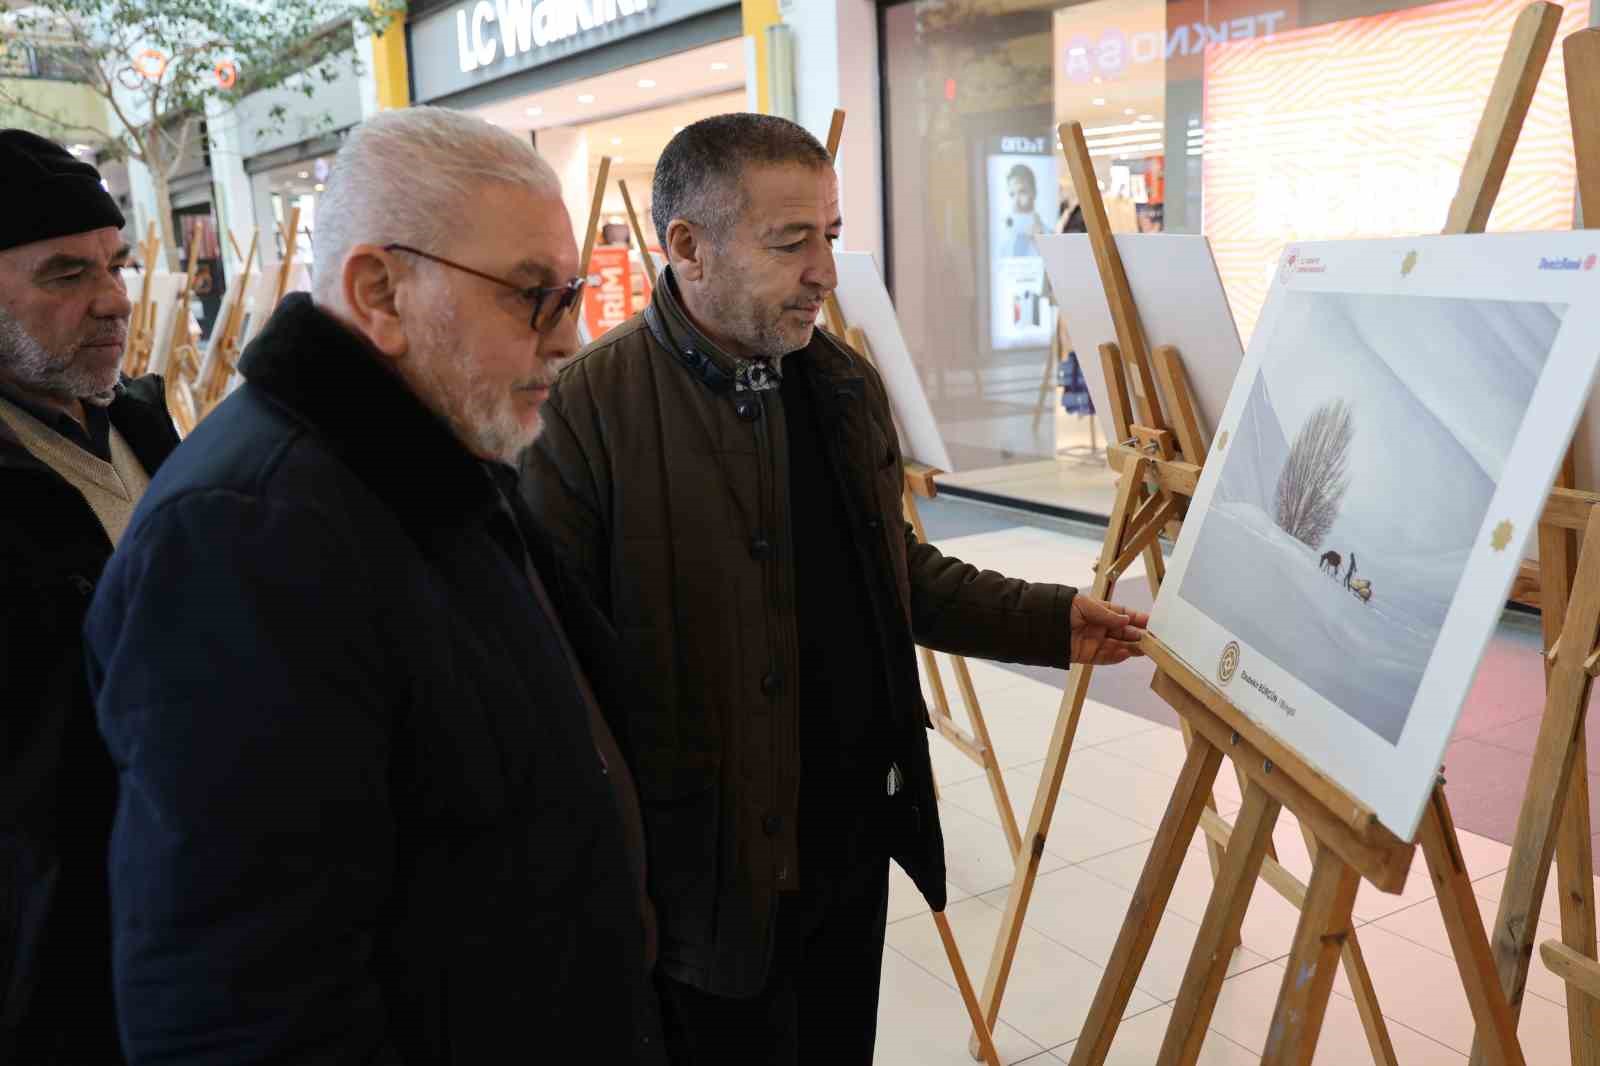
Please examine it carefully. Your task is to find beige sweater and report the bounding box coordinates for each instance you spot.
[0,394,151,546]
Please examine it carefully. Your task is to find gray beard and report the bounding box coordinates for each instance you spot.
[0,307,120,405]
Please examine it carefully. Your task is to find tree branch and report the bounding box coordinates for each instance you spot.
[0,86,114,142]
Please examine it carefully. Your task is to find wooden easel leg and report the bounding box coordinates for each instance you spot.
[934,911,1003,1066]
[950,656,1024,857]
[1154,780,1281,1066]
[1555,754,1600,1065]
[1295,825,1401,1066]
[1420,786,1527,1066]
[1065,736,1227,1066]
[1469,510,1600,1066]
[971,461,1150,1057]
[1261,849,1363,1066]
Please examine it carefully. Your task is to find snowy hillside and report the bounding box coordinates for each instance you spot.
[1215,372,1290,509]
[1253,291,1507,559]
[1180,500,1440,744]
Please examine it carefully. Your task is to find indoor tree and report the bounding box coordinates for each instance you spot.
[0,0,402,268]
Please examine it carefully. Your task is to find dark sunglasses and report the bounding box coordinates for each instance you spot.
[383,243,586,332]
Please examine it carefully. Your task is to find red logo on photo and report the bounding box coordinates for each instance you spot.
[1585,254,1597,271]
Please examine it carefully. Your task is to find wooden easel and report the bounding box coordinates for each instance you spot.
[271,206,303,308]
[162,234,204,436]
[124,222,161,377]
[1468,24,1600,1066]
[617,178,658,293]
[196,229,258,417]
[575,155,612,329]
[969,6,1565,1061]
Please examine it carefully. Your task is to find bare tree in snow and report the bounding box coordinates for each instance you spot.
[1275,399,1353,550]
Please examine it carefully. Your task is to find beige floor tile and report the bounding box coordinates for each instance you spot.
[1080,837,1309,961]
[888,864,972,926]
[1373,892,1568,1008]
[937,800,1072,897]
[1209,961,1468,1064]
[1048,1004,1264,1065]
[1090,726,1247,812]
[1320,918,1570,1059]
[941,765,1156,866]
[886,897,1161,1051]
[1059,746,1199,830]
[1473,864,1600,924]
[983,864,1271,1002]
[874,947,1044,1066]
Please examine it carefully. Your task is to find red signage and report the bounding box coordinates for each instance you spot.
[583,246,631,338]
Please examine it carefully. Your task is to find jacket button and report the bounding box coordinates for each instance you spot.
[763,813,783,836]
[761,672,782,698]
[750,536,772,561]
[867,518,882,531]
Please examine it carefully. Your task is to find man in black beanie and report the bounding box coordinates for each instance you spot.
[0,129,180,1064]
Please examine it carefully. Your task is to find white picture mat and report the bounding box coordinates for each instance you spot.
[832,251,956,473]
[1150,232,1600,838]
[1037,233,1244,449]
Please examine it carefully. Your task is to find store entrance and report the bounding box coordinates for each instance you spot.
[471,38,746,339]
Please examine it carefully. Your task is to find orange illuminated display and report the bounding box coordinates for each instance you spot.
[1202,0,1588,340]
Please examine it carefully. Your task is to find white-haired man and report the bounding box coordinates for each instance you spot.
[84,107,665,1064]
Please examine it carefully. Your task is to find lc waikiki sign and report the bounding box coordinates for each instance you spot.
[457,0,653,73]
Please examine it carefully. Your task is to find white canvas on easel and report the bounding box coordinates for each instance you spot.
[1151,233,1600,837]
[145,273,187,376]
[831,251,955,473]
[1038,234,1244,448]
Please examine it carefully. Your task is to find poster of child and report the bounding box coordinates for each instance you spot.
[987,151,1058,350]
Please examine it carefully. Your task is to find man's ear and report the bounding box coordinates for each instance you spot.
[665,219,707,282]
[340,244,408,360]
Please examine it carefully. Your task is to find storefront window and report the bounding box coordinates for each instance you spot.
[882,0,1587,517]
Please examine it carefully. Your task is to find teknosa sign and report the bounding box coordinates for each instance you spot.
[457,0,653,74]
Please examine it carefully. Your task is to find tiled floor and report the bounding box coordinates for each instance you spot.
[873,511,1590,1065]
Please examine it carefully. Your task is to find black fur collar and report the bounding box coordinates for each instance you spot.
[238,293,501,540]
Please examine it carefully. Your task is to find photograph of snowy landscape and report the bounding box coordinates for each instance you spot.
[1177,290,1565,745]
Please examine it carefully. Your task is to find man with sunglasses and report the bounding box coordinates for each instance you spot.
[522,114,1148,1064]
[84,107,664,1064]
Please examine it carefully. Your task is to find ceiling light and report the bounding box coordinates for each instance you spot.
[314,183,326,192]
[298,171,309,178]
[613,157,626,164]
[577,93,595,104]
[637,78,656,89]
[1092,97,1106,106]
[1139,114,1154,121]
[710,61,729,71]
[525,106,543,117]
[1124,108,1136,116]
[611,136,622,145]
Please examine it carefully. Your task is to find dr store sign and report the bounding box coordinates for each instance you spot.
[1062,9,1288,82]
[457,0,652,73]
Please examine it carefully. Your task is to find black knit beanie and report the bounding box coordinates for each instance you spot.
[0,129,125,252]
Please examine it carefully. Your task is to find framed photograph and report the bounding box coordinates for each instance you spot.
[1150,233,1600,837]
[1038,233,1243,449]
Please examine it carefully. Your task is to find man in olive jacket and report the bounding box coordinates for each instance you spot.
[0,130,180,1064]
[521,114,1148,1064]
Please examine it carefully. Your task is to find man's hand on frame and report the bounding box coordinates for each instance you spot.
[1069,595,1150,665]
